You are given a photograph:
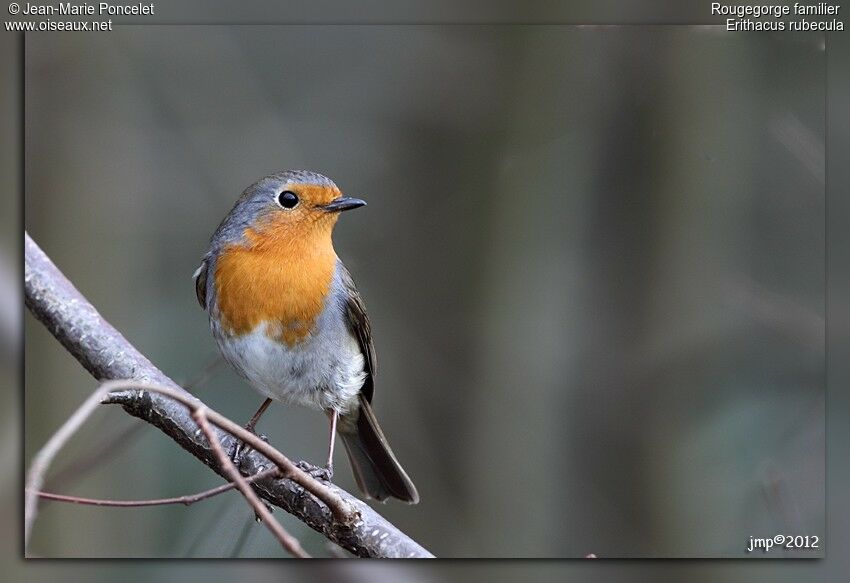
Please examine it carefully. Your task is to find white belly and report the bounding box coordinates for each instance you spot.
[212,314,366,414]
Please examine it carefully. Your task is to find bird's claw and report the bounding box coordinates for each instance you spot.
[254,501,274,522]
[296,460,334,482]
[231,432,269,467]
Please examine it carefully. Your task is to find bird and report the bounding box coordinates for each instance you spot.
[193,170,419,504]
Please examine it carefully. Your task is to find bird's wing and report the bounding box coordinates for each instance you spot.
[338,262,376,403]
[193,260,208,310]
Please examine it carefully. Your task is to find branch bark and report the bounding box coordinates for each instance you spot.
[24,232,434,559]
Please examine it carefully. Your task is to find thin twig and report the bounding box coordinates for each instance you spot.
[25,378,319,558]
[101,381,354,521]
[23,382,115,552]
[192,407,310,558]
[47,357,220,491]
[46,422,145,491]
[34,467,280,508]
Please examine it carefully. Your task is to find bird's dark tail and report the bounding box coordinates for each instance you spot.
[339,394,419,504]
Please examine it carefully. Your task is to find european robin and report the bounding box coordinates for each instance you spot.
[194,170,419,503]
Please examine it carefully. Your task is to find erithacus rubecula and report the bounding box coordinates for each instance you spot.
[194,170,419,503]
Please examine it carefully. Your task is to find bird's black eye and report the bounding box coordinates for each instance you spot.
[278,190,299,209]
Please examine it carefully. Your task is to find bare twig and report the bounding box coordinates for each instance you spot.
[47,357,219,491]
[29,378,308,558]
[35,467,280,508]
[193,407,309,558]
[99,380,353,521]
[23,382,114,552]
[46,422,145,490]
[24,231,433,558]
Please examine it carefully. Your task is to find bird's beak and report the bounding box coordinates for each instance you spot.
[322,196,367,213]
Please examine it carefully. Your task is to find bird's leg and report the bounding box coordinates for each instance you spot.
[245,398,273,434]
[325,409,338,479]
[231,398,273,465]
[296,409,338,482]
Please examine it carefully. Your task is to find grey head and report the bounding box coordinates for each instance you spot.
[207,170,365,253]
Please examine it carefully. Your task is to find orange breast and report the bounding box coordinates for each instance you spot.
[213,225,337,346]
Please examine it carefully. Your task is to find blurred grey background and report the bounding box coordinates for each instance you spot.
[22,26,824,558]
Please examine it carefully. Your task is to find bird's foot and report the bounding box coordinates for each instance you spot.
[296,460,334,482]
[231,432,269,467]
[253,500,275,522]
